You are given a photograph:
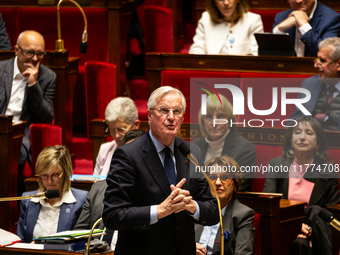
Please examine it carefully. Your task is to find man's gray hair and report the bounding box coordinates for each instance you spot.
[147,86,186,112]
[319,37,340,62]
[105,97,138,124]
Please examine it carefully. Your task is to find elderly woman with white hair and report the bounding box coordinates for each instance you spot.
[193,94,256,191]
[93,97,140,176]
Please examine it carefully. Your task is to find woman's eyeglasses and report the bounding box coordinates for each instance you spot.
[40,172,64,181]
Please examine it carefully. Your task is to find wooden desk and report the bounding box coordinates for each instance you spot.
[24,179,305,255]
[0,51,79,153]
[0,247,113,255]
[146,53,318,96]
[236,192,306,255]
[0,116,26,232]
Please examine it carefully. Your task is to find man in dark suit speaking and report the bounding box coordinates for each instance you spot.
[0,30,56,174]
[103,86,219,255]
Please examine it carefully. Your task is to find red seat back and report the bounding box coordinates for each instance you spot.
[85,61,117,139]
[17,7,108,65]
[30,124,62,174]
[144,6,174,53]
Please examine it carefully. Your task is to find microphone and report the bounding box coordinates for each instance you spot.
[0,189,60,202]
[177,142,224,255]
[318,208,340,232]
[56,0,88,54]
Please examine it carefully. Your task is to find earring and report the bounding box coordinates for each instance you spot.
[286,149,294,158]
[315,150,319,156]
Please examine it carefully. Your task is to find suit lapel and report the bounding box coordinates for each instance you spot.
[308,178,330,206]
[26,201,41,241]
[142,133,172,197]
[221,131,236,156]
[0,59,14,114]
[211,22,230,54]
[57,203,74,232]
[213,199,235,254]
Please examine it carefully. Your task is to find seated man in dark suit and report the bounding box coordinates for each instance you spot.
[0,11,11,50]
[73,129,145,250]
[0,30,56,174]
[290,37,340,130]
[272,0,340,57]
[103,86,219,255]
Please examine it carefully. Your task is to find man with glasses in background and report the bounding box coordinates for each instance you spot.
[0,30,56,177]
[272,0,340,57]
[103,86,218,255]
[93,97,140,176]
[291,37,340,130]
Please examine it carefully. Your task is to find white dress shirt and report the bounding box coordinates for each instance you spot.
[5,57,27,121]
[32,189,76,238]
[273,1,317,57]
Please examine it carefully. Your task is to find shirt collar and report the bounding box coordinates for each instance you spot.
[326,81,340,92]
[149,130,175,155]
[13,56,26,80]
[31,189,76,205]
[309,0,317,20]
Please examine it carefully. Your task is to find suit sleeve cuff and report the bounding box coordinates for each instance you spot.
[150,205,158,225]
[298,23,312,36]
[273,26,286,34]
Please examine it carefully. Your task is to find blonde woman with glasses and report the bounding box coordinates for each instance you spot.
[17,145,88,243]
[189,0,263,55]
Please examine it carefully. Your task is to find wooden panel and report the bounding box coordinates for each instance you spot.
[147,53,318,95]
[0,116,26,232]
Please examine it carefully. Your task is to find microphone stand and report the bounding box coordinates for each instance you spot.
[0,192,48,201]
[84,218,103,255]
[186,154,224,255]
[56,0,88,52]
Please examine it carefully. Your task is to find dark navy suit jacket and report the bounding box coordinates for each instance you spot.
[103,131,219,255]
[290,75,340,130]
[273,2,340,56]
[17,188,88,243]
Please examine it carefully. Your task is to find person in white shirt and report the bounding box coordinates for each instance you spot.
[93,97,140,176]
[272,0,340,57]
[0,30,56,174]
[189,0,263,55]
[17,145,88,243]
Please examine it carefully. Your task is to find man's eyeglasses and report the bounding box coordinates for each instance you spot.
[314,58,337,68]
[108,124,132,136]
[208,174,231,184]
[40,172,64,181]
[152,106,183,116]
[19,46,46,60]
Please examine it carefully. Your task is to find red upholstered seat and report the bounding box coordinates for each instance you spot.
[73,61,116,173]
[161,70,241,124]
[238,73,312,127]
[144,6,173,53]
[19,124,62,179]
[128,79,149,121]
[17,7,108,65]
[252,144,283,192]
[250,10,281,33]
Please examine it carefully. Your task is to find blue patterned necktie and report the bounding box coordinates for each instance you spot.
[163,147,176,185]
